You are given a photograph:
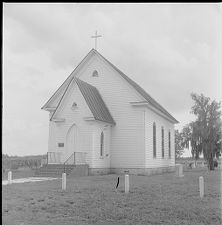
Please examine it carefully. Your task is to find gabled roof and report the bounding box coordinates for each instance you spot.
[41,49,95,110]
[95,51,179,124]
[75,78,115,125]
[43,48,178,124]
[51,77,115,125]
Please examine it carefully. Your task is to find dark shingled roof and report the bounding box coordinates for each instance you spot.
[75,78,116,125]
[96,50,179,123]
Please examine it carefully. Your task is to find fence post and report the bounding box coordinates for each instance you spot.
[199,176,204,198]
[125,174,129,193]
[8,171,12,184]
[62,173,66,190]
[175,164,184,177]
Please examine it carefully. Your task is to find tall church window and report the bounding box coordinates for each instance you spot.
[100,131,104,157]
[153,122,156,158]
[162,127,164,158]
[168,130,171,158]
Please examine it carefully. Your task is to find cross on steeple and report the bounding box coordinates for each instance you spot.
[91,31,102,50]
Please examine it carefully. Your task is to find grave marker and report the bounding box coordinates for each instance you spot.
[8,171,12,184]
[62,173,66,190]
[199,176,204,198]
[175,164,184,177]
[125,174,129,193]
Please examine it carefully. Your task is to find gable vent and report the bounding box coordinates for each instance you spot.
[92,70,98,77]
[71,102,77,109]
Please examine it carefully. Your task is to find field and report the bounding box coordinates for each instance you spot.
[2,169,222,225]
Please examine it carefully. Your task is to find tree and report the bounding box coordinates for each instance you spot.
[190,93,222,170]
[181,122,203,161]
[175,129,185,158]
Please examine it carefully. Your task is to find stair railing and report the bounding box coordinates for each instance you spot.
[63,152,75,173]
[63,152,87,173]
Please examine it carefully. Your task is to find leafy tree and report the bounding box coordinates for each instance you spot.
[175,130,185,158]
[190,93,222,170]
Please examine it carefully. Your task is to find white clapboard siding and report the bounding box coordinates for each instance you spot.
[145,108,175,168]
[49,81,94,166]
[48,113,57,153]
[47,52,176,170]
[75,55,146,168]
[91,122,111,168]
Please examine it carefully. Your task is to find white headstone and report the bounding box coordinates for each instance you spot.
[199,176,204,198]
[176,164,184,177]
[62,173,66,190]
[8,171,12,184]
[125,174,129,193]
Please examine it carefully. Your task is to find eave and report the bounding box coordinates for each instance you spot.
[51,118,65,122]
[130,101,179,124]
[43,107,56,112]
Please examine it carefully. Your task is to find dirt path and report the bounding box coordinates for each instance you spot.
[2,177,59,185]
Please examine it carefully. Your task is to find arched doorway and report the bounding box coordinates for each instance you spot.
[66,124,79,159]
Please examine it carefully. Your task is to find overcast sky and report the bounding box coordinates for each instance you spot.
[3,3,222,156]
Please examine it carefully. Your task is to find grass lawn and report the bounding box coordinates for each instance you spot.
[2,169,221,225]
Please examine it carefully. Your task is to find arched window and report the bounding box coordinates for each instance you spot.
[92,70,98,77]
[100,131,104,157]
[168,130,171,158]
[153,123,156,158]
[162,127,164,158]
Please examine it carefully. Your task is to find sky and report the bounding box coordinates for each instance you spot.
[3,3,222,157]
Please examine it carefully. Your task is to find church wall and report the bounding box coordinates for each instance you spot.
[90,122,111,169]
[75,55,146,169]
[48,112,57,153]
[48,82,94,166]
[145,108,175,168]
[46,52,176,171]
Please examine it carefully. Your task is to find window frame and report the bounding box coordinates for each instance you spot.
[161,126,164,158]
[168,130,171,158]
[100,131,104,158]
[153,122,156,158]
[92,70,99,77]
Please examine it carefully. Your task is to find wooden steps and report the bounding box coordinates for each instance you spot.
[34,164,88,177]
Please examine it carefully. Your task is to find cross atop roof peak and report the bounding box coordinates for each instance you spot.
[91,31,102,50]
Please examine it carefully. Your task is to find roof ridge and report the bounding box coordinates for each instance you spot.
[95,51,178,123]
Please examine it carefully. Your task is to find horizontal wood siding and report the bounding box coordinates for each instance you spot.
[145,108,175,168]
[49,82,93,165]
[75,56,145,168]
[91,123,111,168]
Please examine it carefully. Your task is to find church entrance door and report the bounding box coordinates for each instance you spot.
[66,124,79,161]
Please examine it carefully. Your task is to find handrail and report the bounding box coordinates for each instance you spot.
[63,152,75,173]
[63,152,87,173]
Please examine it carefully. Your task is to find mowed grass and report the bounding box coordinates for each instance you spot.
[2,169,222,225]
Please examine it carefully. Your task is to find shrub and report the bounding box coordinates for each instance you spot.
[214,160,218,168]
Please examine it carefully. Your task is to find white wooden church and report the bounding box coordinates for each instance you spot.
[42,49,178,175]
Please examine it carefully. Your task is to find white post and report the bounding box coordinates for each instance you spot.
[8,171,12,184]
[125,174,129,193]
[179,164,184,177]
[176,164,184,177]
[199,176,204,198]
[62,173,66,190]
